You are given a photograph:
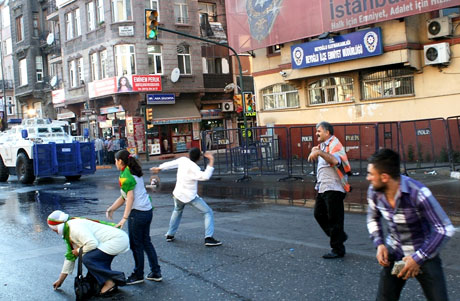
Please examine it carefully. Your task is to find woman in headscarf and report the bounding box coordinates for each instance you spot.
[48,210,129,296]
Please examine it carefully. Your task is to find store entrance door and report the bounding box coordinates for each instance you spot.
[160,125,172,154]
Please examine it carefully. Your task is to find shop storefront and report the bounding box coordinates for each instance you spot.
[98,105,126,139]
[146,100,202,154]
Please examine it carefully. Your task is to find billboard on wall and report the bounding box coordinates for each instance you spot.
[88,75,162,98]
[291,28,383,69]
[225,0,460,53]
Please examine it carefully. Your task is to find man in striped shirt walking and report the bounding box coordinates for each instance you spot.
[366,149,455,301]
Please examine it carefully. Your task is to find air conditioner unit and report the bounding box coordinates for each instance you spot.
[71,123,77,131]
[427,17,452,39]
[222,101,234,112]
[424,42,450,65]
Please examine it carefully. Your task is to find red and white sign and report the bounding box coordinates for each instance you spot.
[132,75,162,92]
[52,89,66,104]
[88,77,117,98]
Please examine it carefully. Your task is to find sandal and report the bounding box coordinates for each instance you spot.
[99,285,118,297]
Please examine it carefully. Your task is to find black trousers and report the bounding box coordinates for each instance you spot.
[376,255,448,301]
[314,190,347,255]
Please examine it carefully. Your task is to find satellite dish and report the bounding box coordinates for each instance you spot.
[46,32,55,45]
[50,76,58,87]
[170,68,180,83]
[224,82,236,93]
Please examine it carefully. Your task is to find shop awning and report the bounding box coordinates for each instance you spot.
[152,100,201,125]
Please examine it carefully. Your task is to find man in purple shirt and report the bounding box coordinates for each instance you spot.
[366,149,455,300]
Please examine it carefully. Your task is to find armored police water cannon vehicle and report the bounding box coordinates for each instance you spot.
[0,118,96,184]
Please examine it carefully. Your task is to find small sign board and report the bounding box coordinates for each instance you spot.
[346,134,360,141]
[147,94,175,105]
[301,136,313,142]
[416,129,431,136]
[118,26,134,36]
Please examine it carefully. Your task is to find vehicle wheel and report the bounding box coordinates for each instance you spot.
[65,175,82,181]
[16,153,35,184]
[0,156,9,182]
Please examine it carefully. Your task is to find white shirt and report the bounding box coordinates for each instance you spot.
[61,219,129,274]
[159,156,214,203]
[131,175,153,211]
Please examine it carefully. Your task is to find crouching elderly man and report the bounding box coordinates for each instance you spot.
[48,210,129,296]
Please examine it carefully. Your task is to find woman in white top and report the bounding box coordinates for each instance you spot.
[48,210,129,296]
[106,149,162,285]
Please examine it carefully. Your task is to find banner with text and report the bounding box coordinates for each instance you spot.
[225,0,460,53]
[291,28,383,69]
[88,75,162,98]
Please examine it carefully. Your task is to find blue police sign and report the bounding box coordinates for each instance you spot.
[147,94,175,105]
[291,27,383,69]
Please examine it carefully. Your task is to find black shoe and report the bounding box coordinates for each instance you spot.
[205,237,222,246]
[126,273,144,285]
[146,272,162,282]
[322,250,345,259]
[166,235,175,242]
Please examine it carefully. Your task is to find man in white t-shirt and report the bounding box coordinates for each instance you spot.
[151,148,222,246]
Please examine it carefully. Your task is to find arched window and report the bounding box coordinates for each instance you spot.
[308,76,354,105]
[261,84,299,110]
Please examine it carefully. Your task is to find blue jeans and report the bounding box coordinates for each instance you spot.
[82,248,126,286]
[96,150,104,165]
[167,196,215,238]
[376,255,449,301]
[127,209,161,277]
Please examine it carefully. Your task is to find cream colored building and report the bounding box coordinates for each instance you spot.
[251,12,460,127]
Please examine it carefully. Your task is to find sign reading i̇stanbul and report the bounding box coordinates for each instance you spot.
[225,0,460,53]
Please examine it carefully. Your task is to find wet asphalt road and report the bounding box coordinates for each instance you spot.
[0,167,459,301]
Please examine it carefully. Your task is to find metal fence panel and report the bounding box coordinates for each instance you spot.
[447,116,460,170]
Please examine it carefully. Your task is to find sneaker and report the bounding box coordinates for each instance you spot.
[205,237,222,247]
[126,273,144,285]
[166,235,175,242]
[146,272,162,282]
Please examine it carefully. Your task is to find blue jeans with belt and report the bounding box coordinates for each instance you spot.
[166,196,215,238]
[128,209,161,277]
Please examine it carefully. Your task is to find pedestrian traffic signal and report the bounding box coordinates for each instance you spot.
[145,9,159,40]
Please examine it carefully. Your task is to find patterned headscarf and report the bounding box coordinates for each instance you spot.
[47,210,69,235]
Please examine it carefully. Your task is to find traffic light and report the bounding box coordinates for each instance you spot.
[244,93,253,113]
[233,94,243,113]
[146,107,153,121]
[145,9,159,40]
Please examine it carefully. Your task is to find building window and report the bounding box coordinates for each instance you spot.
[16,16,24,42]
[174,0,189,24]
[267,44,282,55]
[1,7,10,28]
[308,77,354,105]
[100,50,107,78]
[18,59,27,86]
[150,0,160,21]
[87,2,96,31]
[68,58,84,88]
[3,38,12,55]
[148,45,163,75]
[65,9,81,40]
[90,52,99,81]
[114,44,136,76]
[262,84,299,110]
[33,13,40,37]
[203,58,224,74]
[6,97,15,116]
[360,68,414,100]
[177,44,191,74]
[36,56,43,82]
[198,2,217,22]
[111,0,132,22]
[97,0,105,24]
